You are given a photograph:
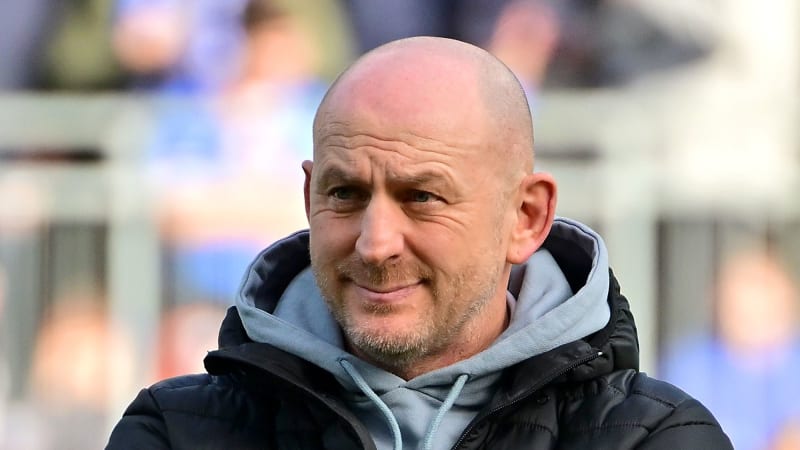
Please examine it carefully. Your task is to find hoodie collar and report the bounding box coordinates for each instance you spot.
[232,217,611,388]
[211,217,636,450]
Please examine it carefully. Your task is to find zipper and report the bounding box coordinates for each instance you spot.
[450,350,604,449]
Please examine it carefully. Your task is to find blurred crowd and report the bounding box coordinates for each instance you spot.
[4,1,795,450]
[1,0,716,92]
[0,0,717,299]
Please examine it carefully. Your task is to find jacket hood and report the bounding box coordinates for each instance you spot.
[232,218,611,382]
[224,217,613,449]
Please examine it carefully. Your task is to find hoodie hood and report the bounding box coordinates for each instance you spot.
[234,217,610,449]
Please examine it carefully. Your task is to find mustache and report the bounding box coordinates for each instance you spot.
[335,256,433,286]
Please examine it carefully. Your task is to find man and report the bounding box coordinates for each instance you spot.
[107,37,732,449]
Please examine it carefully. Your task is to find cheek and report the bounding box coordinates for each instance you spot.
[310,216,356,257]
[406,236,475,288]
[417,218,501,261]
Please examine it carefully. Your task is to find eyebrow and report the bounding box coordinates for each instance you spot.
[315,165,359,190]
[397,171,447,188]
[315,164,452,191]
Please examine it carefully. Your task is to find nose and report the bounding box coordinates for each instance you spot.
[355,196,404,266]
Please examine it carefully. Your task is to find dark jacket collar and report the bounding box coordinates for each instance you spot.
[211,230,639,399]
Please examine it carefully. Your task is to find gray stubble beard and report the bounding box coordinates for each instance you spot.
[311,255,502,375]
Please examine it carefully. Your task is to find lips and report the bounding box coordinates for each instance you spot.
[352,282,421,304]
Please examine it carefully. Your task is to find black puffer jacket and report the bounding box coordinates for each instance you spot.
[107,238,732,449]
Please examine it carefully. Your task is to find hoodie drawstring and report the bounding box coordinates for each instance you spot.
[340,359,403,450]
[340,359,470,450]
[422,373,468,450]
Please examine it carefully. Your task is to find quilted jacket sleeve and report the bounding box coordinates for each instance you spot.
[637,393,733,449]
[106,387,171,450]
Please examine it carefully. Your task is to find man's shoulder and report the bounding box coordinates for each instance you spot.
[618,370,700,408]
[144,373,258,416]
[108,373,276,449]
[147,373,223,402]
[610,372,732,449]
[150,373,216,391]
[602,370,723,425]
[552,370,733,449]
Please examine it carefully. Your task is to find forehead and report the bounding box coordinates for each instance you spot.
[318,112,489,177]
[317,47,492,143]
[313,114,497,195]
[313,120,477,188]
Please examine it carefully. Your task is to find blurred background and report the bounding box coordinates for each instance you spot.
[0,0,798,448]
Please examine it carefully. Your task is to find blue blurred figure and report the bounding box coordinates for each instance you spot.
[661,250,800,450]
[112,0,249,92]
[142,0,327,304]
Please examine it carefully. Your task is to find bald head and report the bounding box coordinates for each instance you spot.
[313,37,535,174]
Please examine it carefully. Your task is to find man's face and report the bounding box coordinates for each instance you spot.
[305,88,514,369]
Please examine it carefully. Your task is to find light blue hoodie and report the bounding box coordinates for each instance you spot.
[235,217,611,450]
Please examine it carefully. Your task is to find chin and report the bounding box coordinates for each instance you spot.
[347,316,426,350]
[352,313,414,338]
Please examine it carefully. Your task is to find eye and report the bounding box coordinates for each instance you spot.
[409,190,434,203]
[327,186,369,210]
[330,186,358,200]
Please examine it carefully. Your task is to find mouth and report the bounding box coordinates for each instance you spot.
[351,281,422,303]
[355,282,418,293]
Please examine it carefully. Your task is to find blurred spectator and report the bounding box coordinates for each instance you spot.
[661,249,800,450]
[0,0,62,90]
[112,0,248,92]
[0,289,137,449]
[341,0,511,54]
[0,0,131,91]
[342,0,716,88]
[146,0,327,305]
[31,292,135,411]
[486,0,560,108]
[2,0,349,91]
[0,175,47,234]
[543,0,717,87]
[40,0,126,90]
[153,302,227,380]
[111,0,350,92]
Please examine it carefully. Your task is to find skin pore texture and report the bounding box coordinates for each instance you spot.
[303,37,556,379]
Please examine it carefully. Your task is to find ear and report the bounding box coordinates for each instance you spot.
[302,160,313,220]
[506,172,557,264]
